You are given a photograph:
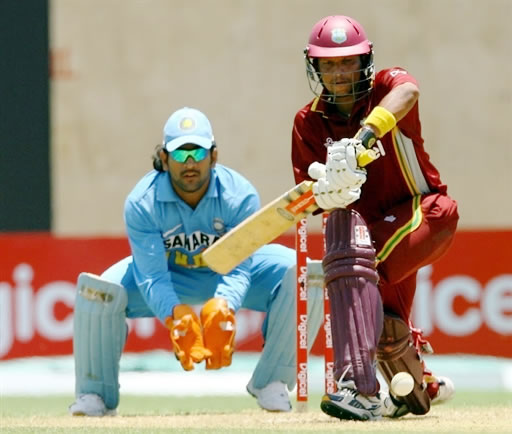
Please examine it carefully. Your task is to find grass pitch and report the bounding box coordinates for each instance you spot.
[1,391,511,433]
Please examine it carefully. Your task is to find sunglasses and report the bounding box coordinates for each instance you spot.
[169,147,208,163]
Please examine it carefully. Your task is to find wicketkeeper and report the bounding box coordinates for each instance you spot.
[69,107,324,416]
[292,15,459,421]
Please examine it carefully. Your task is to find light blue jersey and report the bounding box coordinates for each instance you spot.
[72,109,324,410]
[116,164,278,321]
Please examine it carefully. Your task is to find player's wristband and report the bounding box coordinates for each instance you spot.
[364,106,397,137]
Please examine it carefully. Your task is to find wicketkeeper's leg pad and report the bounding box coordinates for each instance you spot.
[377,313,430,415]
[73,272,128,410]
[249,260,324,391]
[323,208,383,396]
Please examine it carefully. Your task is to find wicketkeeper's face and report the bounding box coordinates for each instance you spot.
[167,144,217,195]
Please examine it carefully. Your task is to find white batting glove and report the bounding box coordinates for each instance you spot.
[311,177,361,210]
[308,161,326,180]
[308,160,361,210]
[309,161,357,209]
[326,139,367,189]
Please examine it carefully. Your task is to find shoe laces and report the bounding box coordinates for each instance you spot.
[335,365,360,397]
[336,365,353,388]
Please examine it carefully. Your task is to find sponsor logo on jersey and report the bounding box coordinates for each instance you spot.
[163,231,218,251]
[163,230,220,269]
[213,218,226,236]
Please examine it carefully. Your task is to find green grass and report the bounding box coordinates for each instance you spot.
[0,394,261,417]
[1,391,511,433]
[2,390,511,416]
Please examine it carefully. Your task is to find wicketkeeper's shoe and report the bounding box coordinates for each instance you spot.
[246,380,292,412]
[68,393,117,417]
[320,380,382,421]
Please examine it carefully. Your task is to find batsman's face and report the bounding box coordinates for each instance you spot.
[167,144,217,195]
[317,55,362,98]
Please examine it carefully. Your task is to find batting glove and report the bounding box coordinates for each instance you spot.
[308,161,327,180]
[326,138,367,189]
[165,305,212,371]
[312,177,361,210]
[308,162,361,210]
[200,298,236,370]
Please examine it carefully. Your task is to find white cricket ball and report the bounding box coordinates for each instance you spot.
[390,372,414,396]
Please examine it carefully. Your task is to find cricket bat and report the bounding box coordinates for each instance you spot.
[202,149,378,274]
[202,180,317,274]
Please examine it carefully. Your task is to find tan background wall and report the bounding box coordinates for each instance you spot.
[51,0,512,236]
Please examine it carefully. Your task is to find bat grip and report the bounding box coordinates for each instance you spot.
[356,149,378,167]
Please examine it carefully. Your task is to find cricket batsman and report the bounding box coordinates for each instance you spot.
[291,15,459,420]
[69,107,324,416]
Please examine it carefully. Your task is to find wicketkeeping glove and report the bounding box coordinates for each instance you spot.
[325,138,367,189]
[200,298,236,370]
[165,304,212,371]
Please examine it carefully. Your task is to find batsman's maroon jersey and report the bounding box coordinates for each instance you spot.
[292,67,459,321]
[292,67,447,224]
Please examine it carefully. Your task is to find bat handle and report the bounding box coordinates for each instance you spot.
[356,149,378,167]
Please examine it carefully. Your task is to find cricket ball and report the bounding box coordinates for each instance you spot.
[390,372,414,396]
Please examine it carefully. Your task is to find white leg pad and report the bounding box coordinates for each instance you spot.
[73,272,128,410]
[249,260,324,391]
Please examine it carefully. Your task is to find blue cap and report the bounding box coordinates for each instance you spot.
[163,107,214,152]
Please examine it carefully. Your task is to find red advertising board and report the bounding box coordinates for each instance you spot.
[0,231,510,360]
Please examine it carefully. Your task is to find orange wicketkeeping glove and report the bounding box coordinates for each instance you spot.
[200,298,236,370]
[165,304,212,371]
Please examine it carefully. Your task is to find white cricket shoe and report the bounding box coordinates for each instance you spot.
[69,394,117,417]
[381,393,410,418]
[320,379,382,421]
[430,376,455,405]
[246,380,292,412]
[382,375,455,418]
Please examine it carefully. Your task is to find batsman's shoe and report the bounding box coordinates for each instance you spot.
[382,375,455,418]
[428,375,455,405]
[320,380,382,421]
[246,380,292,412]
[381,393,410,418]
[69,394,117,417]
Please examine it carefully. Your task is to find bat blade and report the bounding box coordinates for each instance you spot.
[202,180,317,274]
[203,148,378,274]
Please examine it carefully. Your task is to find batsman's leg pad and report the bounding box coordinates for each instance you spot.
[73,272,128,410]
[249,261,323,391]
[323,209,383,396]
[377,313,430,415]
